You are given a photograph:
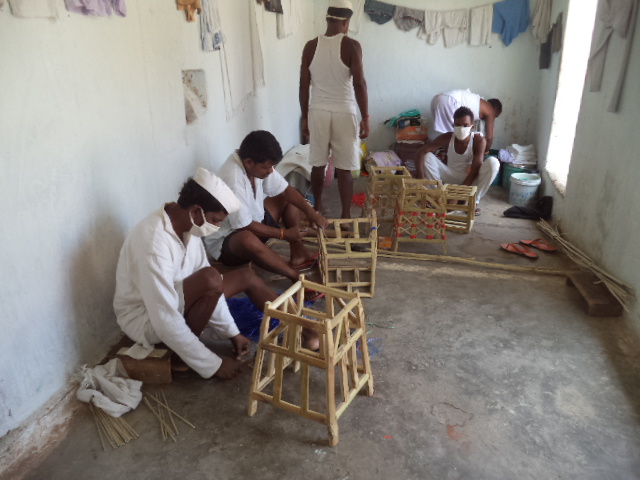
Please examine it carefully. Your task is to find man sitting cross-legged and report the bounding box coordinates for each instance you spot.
[114,168,278,380]
[204,130,328,303]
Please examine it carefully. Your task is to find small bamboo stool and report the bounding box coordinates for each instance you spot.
[443,184,478,233]
[363,165,412,230]
[248,277,374,447]
[318,212,378,297]
[393,178,447,254]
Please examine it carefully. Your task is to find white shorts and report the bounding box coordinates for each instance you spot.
[309,109,360,171]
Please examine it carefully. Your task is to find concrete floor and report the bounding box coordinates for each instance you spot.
[22,179,640,480]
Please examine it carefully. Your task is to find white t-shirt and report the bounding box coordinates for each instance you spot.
[113,205,240,378]
[204,152,288,260]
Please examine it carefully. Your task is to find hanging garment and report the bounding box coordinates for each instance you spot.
[539,28,552,69]
[349,0,366,34]
[8,0,57,18]
[551,11,563,52]
[276,0,302,39]
[419,11,443,44]
[65,0,126,17]
[393,7,424,32]
[219,0,265,120]
[442,9,469,48]
[492,0,530,46]
[177,0,202,22]
[469,4,493,46]
[364,0,395,25]
[531,0,552,44]
[588,0,634,92]
[201,0,224,51]
[262,0,283,14]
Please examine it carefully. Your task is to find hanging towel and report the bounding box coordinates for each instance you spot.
[551,11,563,53]
[8,0,57,18]
[219,0,265,120]
[492,0,530,46]
[262,0,282,14]
[419,11,443,44]
[393,7,424,32]
[65,0,126,17]
[276,0,302,39]
[442,9,469,48]
[201,0,224,51]
[588,0,634,92]
[531,0,552,44]
[349,0,366,34]
[469,4,493,46]
[364,0,395,25]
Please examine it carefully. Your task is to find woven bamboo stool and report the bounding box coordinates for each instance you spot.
[443,184,478,233]
[318,212,378,297]
[248,277,374,447]
[363,165,412,231]
[393,178,447,254]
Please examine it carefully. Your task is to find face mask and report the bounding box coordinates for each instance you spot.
[454,126,473,140]
[189,207,219,237]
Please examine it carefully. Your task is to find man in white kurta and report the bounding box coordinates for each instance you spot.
[114,168,274,379]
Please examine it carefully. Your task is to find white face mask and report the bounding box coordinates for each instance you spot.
[189,207,220,237]
[454,126,473,140]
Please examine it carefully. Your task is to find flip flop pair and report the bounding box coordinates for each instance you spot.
[500,243,539,259]
[304,288,325,303]
[290,252,319,270]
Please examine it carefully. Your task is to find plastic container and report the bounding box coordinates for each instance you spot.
[501,163,527,191]
[509,173,541,206]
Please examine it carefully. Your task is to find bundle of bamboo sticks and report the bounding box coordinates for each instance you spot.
[538,219,634,310]
[89,403,139,451]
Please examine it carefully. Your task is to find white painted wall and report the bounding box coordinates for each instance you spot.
[561,7,640,327]
[0,0,314,438]
[314,0,543,151]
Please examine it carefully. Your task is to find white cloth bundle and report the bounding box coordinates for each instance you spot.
[76,359,142,417]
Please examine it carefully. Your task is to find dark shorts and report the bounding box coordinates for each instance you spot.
[218,209,280,267]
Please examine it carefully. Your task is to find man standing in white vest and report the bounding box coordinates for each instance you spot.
[299,0,369,220]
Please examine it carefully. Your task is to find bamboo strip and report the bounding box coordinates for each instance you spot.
[377,250,569,276]
[161,391,179,435]
[89,404,108,452]
[147,395,197,429]
[143,397,177,442]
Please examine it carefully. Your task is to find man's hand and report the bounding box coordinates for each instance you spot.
[230,334,250,360]
[283,226,308,242]
[359,117,370,139]
[302,118,310,141]
[308,210,328,230]
[214,357,243,379]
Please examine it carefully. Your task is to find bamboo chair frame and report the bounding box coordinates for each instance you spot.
[443,184,478,233]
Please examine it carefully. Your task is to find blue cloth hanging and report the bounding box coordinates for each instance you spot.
[492,0,530,46]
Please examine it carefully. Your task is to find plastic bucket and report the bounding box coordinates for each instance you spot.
[509,173,541,206]
[501,163,527,191]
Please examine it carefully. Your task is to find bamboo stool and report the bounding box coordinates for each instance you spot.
[443,184,478,233]
[393,178,447,254]
[363,165,412,232]
[248,277,374,447]
[318,212,378,297]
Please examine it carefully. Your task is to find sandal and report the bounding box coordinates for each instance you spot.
[519,239,557,252]
[500,243,538,259]
[304,289,326,303]
[290,252,319,270]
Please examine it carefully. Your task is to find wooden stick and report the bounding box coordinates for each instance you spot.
[161,391,179,435]
[89,403,108,452]
[377,250,569,276]
[143,397,177,442]
[147,395,196,429]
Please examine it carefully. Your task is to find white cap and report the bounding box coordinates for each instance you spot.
[329,0,353,10]
[193,167,241,214]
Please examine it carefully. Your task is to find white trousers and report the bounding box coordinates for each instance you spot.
[309,109,360,171]
[422,153,499,203]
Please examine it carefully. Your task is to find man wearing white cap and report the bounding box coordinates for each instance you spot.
[300,0,369,220]
[114,168,278,380]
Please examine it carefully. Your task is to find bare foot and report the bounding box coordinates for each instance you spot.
[302,328,320,351]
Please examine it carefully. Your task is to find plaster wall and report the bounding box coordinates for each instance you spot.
[562,8,640,327]
[0,0,314,438]
[313,0,543,152]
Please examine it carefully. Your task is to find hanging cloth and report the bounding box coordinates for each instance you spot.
[276,0,302,39]
[8,0,57,18]
[393,7,424,32]
[442,9,469,48]
[201,0,224,51]
[65,0,126,17]
[492,0,530,46]
[364,0,395,25]
[349,0,366,34]
[469,4,493,46]
[419,11,443,44]
[262,0,282,14]
[531,0,552,44]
